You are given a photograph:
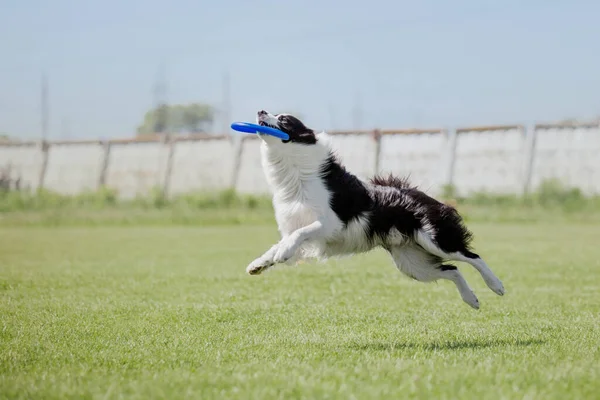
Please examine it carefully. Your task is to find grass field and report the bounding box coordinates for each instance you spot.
[1,222,599,399]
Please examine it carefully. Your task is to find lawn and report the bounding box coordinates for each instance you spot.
[1,222,599,399]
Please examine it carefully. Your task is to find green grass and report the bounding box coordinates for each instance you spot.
[0,188,275,227]
[3,179,600,227]
[1,223,600,399]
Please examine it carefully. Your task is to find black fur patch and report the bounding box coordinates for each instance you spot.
[275,114,317,145]
[319,154,372,225]
[369,174,474,254]
[366,185,424,240]
[439,264,458,271]
[370,174,413,190]
[320,163,475,255]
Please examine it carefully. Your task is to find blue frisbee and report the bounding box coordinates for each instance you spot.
[230,122,290,140]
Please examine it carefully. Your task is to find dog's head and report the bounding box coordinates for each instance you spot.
[256,110,317,145]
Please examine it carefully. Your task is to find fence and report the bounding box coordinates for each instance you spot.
[1,121,599,198]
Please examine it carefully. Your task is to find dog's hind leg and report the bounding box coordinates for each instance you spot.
[414,230,505,296]
[448,252,505,296]
[437,265,480,309]
[389,245,480,309]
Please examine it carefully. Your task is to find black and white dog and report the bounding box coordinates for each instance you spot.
[247,110,505,309]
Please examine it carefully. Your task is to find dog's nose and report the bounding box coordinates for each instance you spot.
[258,110,267,116]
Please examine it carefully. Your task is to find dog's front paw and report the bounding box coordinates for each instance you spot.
[273,240,297,264]
[246,257,273,275]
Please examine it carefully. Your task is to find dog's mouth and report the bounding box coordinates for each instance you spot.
[258,120,279,130]
[258,121,274,128]
[257,120,271,137]
[257,117,289,142]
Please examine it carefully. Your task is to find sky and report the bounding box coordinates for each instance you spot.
[1,0,599,140]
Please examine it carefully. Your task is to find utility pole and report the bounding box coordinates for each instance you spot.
[153,63,168,134]
[41,73,49,141]
[38,73,50,191]
[221,70,231,135]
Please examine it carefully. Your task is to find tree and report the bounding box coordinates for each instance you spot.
[137,103,214,135]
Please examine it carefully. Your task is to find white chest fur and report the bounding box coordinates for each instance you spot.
[260,139,342,237]
[259,137,373,259]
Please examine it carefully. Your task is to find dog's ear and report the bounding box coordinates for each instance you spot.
[295,129,317,145]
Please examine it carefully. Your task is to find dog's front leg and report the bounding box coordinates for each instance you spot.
[246,221,325,275]
[272,220,324,264]
[246,243,280,275]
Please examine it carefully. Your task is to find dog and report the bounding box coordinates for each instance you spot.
[246,110,505,309]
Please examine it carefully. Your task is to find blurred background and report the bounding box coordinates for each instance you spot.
[1,0,599,221]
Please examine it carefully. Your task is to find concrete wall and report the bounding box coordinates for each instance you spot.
[531,124,600,194]
[329,132,378,180]
[44,142,105,195]
[169,137,236,196]
[0,143,44,191]
[453,126,525,195]
[1,121,599,197]
[235,137,271,194]
[104,141,168,199]
[379,130,447,194]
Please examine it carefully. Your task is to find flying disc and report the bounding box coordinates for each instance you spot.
[230,122,290,140]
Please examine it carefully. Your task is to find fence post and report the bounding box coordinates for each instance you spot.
[161,134,176,198]
[98,140,111,189]
[230,136,245,191]
[521,124,537,195]
[37,140,49,192]
[373,129,382,175]
[443,128,458,192]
